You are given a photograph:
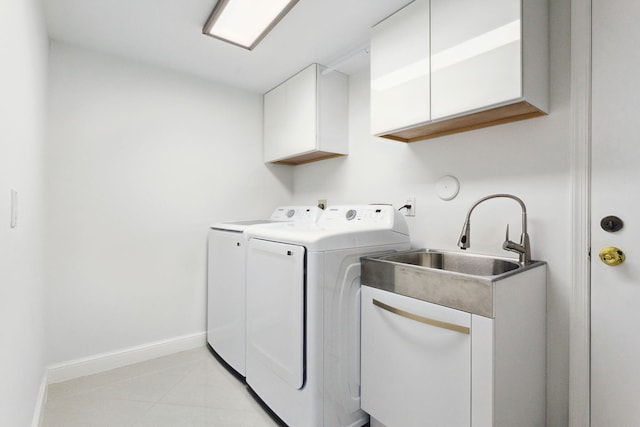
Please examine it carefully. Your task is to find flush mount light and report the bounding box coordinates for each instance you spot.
[202,0,299,50]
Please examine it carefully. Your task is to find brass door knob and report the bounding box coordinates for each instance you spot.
[599,246,626,266]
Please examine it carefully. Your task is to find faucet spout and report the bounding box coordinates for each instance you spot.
[458,220,471,250]
[457,194,532,265]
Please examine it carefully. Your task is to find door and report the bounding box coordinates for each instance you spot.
[246,238,306,389]
[591,0,640,424]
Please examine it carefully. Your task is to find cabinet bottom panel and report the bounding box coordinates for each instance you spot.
[379,100,546,143]
[271,150,346,165]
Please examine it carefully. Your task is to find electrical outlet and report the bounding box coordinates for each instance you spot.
[318,199,327,210]
[404,196,415,217]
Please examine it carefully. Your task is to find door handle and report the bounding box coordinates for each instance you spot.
[599,246,626,267]
[372,298,470,334]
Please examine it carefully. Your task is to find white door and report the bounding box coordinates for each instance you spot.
[591,0,640,424]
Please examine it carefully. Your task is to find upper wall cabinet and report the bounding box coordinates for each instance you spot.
[370,0,548,142]
[264,64,349,165]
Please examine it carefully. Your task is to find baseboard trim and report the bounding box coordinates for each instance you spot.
[47,332,206,384]
[31,370,48,427]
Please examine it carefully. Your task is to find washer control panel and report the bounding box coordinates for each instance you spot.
[270,206,322,222]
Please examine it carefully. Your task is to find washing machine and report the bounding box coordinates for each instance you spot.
[245,205,411,427]
[207,206,321,378]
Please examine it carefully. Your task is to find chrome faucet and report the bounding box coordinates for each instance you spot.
[457,194,532,265]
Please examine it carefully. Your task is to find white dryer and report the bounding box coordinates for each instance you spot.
[245,205,411,427]
[207,206,321,378]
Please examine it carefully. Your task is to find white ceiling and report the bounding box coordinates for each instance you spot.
[43,0,411,93]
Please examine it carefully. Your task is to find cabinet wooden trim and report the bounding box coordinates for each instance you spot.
[379,101,546,143]
[271,150,345,165]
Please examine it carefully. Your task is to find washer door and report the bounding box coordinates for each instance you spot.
[247,239,305,389]
[207,229,246,376]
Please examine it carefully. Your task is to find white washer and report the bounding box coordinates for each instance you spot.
[245,205,411,427]
[207,206,321,378]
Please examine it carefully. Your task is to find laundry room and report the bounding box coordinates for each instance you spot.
[3,0,626,426]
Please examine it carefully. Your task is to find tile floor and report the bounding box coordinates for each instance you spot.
[42,347,280,427]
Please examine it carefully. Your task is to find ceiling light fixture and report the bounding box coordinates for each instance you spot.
[202,0,299,50]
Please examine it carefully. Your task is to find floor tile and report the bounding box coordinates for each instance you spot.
[132,403,279,427]
[87,368,186,402]
[42,392,153,427]
[42,347,277,427]
[47,349,200,398]
[159,368,256,410]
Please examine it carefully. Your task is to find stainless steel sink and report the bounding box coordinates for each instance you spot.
[380,250,521,276]
[360,249,545,318]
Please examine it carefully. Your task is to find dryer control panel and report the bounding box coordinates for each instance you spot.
[319,205,406,230]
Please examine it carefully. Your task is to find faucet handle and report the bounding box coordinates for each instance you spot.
[503,224,525,254]
[503,224,516,250]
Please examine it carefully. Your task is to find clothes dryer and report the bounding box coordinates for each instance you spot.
[207,206,321,377]
[245,205,411,427]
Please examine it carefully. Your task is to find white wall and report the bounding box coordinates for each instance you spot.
[0,0,48,425]
[45,42,293,366]
[292,0,571,425]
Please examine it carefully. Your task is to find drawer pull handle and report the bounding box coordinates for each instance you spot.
[372,298,470,335]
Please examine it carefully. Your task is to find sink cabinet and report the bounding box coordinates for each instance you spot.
[263,64,348,165]
[360,262,546,427]
[370,0,548,142]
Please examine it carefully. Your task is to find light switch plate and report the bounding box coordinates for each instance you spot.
[10,189,17,228]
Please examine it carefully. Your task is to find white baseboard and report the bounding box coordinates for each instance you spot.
[32,370,48,427]
[47,332,206,384]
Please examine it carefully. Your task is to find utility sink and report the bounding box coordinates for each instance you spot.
[382,250,521,276]
[360,249,545,318]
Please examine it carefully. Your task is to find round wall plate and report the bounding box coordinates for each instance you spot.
[436,175,460,201]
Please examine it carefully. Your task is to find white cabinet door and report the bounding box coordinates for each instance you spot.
[246,239,306,389]
[263,82,288,162]
[286,64,317,154]
[430,0,521,120]
[370,0,430,135]
[264,66,317,163]
[361,286,471,427]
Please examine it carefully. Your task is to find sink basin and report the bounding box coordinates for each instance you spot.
[360,249,545,317]
[380,250,520,276]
